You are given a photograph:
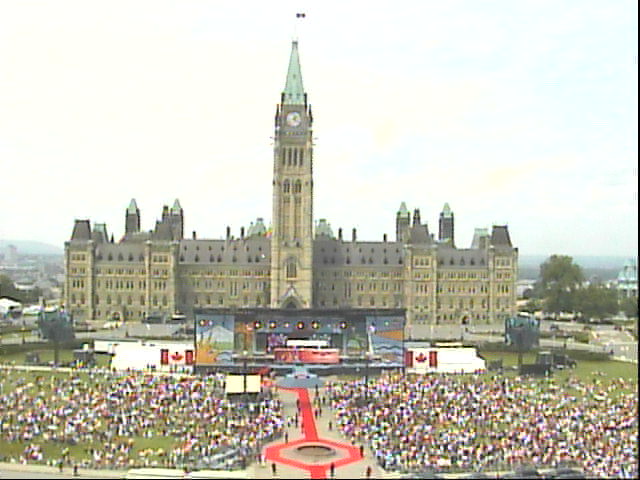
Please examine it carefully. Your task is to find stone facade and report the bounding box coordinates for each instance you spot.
[64,41,518,330]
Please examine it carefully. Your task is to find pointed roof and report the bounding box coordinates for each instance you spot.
[315,219,334,238]
[91,223,109,243]
[127,199,138,215]
[71,220,91,241]
[283,41,305,105]
[471,228,489,249]
[171,199,182,214]
[397,202,409,216]
[490,225,512,247]
[441,202,453,217]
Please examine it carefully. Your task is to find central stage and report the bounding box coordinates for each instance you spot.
[192,307,406,373]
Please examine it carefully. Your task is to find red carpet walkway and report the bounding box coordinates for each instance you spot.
[264,387,362,479]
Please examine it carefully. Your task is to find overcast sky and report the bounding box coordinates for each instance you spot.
[0,0,637,257]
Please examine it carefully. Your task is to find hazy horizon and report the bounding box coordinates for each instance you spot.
[0,1,637,257]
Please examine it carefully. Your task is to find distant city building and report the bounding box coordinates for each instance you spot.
[617,258,638,298]
[64,41,518,332]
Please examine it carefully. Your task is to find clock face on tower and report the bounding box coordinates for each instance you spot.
[286,111,302,127]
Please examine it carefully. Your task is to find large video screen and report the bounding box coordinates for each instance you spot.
[505,314,540,351]
[194,308,405,367]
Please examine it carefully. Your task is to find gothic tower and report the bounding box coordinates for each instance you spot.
[270,41,314,308]
[396,202,410,242]
[125,198,140,236]
[169,199,184,240]
[439,202,455,246]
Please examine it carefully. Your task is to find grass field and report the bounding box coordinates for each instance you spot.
[0,349,112,368]
[0,368,182,468]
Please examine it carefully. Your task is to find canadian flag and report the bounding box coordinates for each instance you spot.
[161,350,194,365]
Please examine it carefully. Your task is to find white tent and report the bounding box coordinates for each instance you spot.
[0,297,22,316]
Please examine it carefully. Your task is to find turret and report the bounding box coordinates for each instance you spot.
[396,202,410,242]
[412,208,421,227]
[125,199,140,237]
[439,202,454,247]
[169,199,184,240]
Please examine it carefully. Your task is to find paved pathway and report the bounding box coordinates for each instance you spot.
[252,383,397,479]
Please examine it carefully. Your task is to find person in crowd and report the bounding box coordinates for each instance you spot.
[0,368,284,470]
[328,372,637,479]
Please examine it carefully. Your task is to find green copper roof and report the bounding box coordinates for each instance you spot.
[127,199,138,214]
[442,202,453,217]
[171,199,182,214]
[283,41,305,105]
[397,202,409,216]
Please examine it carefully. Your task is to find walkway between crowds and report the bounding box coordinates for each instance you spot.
[253,382,398,479]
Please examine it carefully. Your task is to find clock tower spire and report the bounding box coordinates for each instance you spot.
[270,41,314,308]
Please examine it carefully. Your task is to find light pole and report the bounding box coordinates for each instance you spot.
[364,351,371,402]
[192,315,197,375]
[243,349,248,404]
[365,324,375,402]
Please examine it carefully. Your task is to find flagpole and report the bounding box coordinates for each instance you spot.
[294,13,306,42]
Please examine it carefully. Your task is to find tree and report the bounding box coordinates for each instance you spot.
[620,296,639,319]
[0,274,22,301]
[575,284,619,321]
[539,255,584,313]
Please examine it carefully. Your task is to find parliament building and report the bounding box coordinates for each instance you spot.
[64,41,518,333]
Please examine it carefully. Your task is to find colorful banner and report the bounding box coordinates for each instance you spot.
[366,315,404,364]
[195,314,235,365]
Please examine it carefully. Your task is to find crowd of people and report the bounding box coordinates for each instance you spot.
[0,367,284,470]
[328,372,638,478]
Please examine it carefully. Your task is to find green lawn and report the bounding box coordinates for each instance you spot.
[478,350,638,397]
[0,369,179,468]
[0,349,112,368]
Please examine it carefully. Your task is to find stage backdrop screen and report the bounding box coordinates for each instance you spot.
[195,313,235,365]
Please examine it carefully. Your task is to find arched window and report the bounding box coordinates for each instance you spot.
[294,180,302,193]
[108,254,113,261]
[128,254,134,261]
[299,149,304,166]
[283,180,290,193]
[118,253,123,261]
[286,259,297,278]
